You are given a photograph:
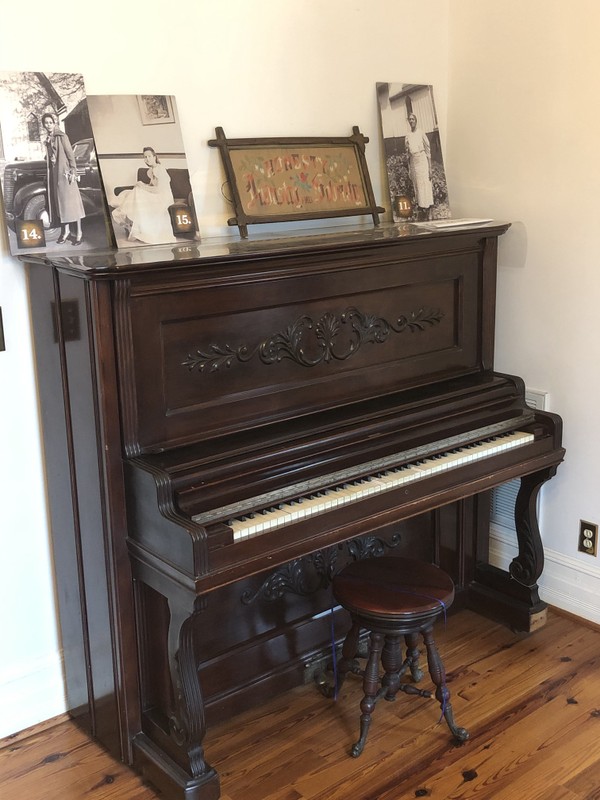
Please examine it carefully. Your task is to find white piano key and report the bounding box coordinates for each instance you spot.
[226,430,536,542]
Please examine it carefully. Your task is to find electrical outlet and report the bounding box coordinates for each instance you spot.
[578,520,598,556]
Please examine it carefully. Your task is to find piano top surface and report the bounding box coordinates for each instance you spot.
[20,219,510,276]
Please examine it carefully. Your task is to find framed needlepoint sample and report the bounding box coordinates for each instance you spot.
[209,126,385,238]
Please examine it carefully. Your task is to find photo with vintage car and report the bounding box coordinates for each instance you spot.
[0,71,113,254]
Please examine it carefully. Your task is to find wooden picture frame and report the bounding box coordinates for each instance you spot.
[209,126,385,237]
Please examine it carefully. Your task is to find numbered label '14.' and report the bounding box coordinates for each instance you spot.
[18,220,46,247]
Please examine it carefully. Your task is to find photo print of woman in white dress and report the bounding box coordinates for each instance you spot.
[86,94,196,248]
[376,82,450,222]
[111,146,175,244]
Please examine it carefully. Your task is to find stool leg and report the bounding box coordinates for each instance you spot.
[404,632,424,683]
[381,634,403,701]
[422,627,469,742]
[351,631,385,758]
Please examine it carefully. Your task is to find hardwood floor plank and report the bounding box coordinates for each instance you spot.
[3,610,600,800]
[394,689,598,798]
[1,721,155,800]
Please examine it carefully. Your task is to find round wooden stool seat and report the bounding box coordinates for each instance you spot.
[333,556,455,629]
[321,556,468,757]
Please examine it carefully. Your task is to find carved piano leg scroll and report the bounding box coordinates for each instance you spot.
[133,593,220,800]
[471,466,559,633]
[166,598,212,781]
[510,466,558,586]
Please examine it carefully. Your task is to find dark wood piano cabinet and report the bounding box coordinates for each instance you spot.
[24,222,564,800]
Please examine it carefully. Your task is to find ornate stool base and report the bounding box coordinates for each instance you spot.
[317,557,469,757]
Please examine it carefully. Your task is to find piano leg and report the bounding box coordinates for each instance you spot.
[132,593,220,800]
[469,465,558,633]
[166,599,214,780]
[510,467,558,586]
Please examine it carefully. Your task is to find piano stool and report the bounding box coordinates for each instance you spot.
[320,556,469,757]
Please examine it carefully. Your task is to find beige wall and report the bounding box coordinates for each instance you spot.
[0,0,451,737]
[447,0,600,619]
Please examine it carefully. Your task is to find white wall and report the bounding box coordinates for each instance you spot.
[0,0,451,738]
[447,0,600,621]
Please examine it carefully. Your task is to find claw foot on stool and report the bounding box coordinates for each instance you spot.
[452,726,470,743]
[351,739,365,758]
[442,704,469,742]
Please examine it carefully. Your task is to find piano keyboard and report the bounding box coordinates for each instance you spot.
[218,429,534,542]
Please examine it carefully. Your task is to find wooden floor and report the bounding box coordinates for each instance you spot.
[3,609,600,800]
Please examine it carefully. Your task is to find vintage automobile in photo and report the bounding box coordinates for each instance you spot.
[1,138,104,241]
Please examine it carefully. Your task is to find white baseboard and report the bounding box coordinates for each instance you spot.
[490,524,600,625]
[0,652,67,738]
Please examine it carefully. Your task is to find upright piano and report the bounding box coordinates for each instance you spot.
[24,221,564,800]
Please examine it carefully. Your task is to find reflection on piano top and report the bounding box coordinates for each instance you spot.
[20,219,510,275]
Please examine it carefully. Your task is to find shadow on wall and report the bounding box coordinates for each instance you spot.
[498,221,528,269]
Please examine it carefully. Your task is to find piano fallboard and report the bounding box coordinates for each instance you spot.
[128,369,527,518]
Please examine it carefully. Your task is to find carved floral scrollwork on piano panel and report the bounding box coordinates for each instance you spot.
[240,548,337,605]
[181,306,444,374]
[346,532,401,562]
[240,533,402,605]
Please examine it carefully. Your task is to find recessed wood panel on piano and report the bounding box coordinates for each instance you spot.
[24,221,564,800]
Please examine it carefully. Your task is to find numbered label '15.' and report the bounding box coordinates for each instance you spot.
[170,204,197,234]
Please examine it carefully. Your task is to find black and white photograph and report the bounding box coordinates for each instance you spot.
[87,94,198,248]
[376,82,451,222]
[0,71,113,255]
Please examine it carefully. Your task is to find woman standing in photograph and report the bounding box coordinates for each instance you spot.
[405,112,434,220]
[111,146,175,245]
[42,113,86,245]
